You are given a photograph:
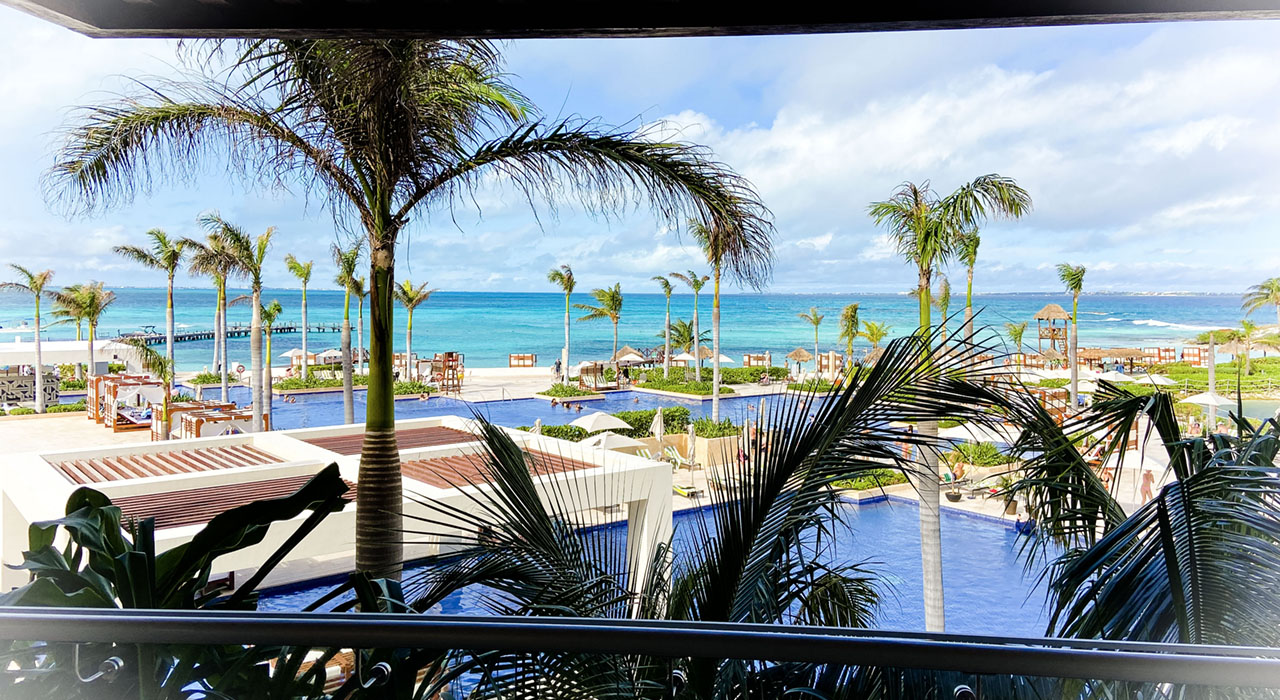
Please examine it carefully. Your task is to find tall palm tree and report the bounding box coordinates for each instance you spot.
[547,265,576,384]
[859,320,890,350]
[669,271,710,381]
[798,307,824,375]
[957,231,980,341]
[351,276,367,374]
[690,218,775,420]
[113,229,188,372]
[1239,319,1259,376]
[869,174,1032,632]
[48,38,772,577]
[204,213,273,432]
[837,303,860,360]
[1242,277,1280,329]
[394,280,438,381]
[1057,263,1087,408]
[333,242,361,425]
[47,285,87,379]
[119,337,173,440]
[652,275,673,379]
[284,254,314,380]
[185,231,235,402]
[48,282,116,378]
[1005,320,1028,365]
[575,284,624,367]
[932,275,952,338]
[0,265,54,412]
[659,318,710,353]
[260,299,283,427]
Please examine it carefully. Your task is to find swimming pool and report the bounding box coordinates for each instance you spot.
[184,385,784,431]
[259,498,1052,636]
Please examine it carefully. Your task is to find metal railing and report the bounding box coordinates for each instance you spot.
[3,608,1280,689]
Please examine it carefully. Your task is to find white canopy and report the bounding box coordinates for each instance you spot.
[1096,371,1133,383]
[581,431,646,450]
[569,411,632,433]
[1178,392,1236,408]
[316,348,344,362]
[716,354,734,364]
[279,348,306,358]
[616,352,646,363]
[672,352,698,362]
[1134,374,1178,386]
[1077,381,1099,394]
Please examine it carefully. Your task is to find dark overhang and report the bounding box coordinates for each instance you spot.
[4,0,1280,39]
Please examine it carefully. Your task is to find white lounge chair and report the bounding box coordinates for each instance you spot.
[664,445,695,470]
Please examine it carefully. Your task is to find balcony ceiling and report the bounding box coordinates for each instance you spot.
[5,0,1280,39]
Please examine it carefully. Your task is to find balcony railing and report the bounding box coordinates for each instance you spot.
[4,607,1280,697]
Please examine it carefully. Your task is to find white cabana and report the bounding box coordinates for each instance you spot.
[1077,381,1099,394]
[316,348,344,363]
[715,354,734,364]
[280,348,306,359]
[569,411,632,433]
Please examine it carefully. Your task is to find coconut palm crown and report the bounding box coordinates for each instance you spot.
[113,229,188,371]
[1242,277,1280,328]
[575,284,624,366]
[284,254,314,379]
[547,264,576,384]
[0,265,54,412]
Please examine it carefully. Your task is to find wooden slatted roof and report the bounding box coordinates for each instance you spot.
[401,449,596,489]
[112,474,355,530]
[303,426,477,456]
[48,444,281,484]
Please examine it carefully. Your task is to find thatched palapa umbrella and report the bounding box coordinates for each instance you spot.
[787,347,813,377]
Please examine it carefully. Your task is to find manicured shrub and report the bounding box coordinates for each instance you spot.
[610,406,691,438]
[518,424,588,441]
[190,372,231,385]
[8,407,36,416]
[636,378,734,395]
[539,384,598,398]
[692,417,739,439]
[787,379,835,392]
[60,379,87,391]
[834,468,908,491]
[47,401,87,413]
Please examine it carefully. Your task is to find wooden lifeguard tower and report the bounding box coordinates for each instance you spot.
[1033,303,1071,354]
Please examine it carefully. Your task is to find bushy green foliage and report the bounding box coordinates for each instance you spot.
[275,376,343,390]
[539,384,598,398]
[939,419,967,429]
[47,401,87,413]
[59,379,87,391]
[834,468,909,491]
[945,441,1015,468]
[637,378,734,395]
[610,406,691,438]
[393,381,435,395]
[1037,378,1069,389]
[107,362,126,373]
[189,371,230,385]
[1157,358,1280,395]
[788,379,835,392]
[638,365,788,385]
[7,407,35,416]
[518,424,589,441]
[172,392,196,403]
[692,417,739,438]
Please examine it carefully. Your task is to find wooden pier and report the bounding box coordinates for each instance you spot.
[115,322,345,346]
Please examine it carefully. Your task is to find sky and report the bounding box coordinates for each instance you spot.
[1,9,1279,294]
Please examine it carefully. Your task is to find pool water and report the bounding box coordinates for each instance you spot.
[259,499,1052,637]
[184,386,785,431]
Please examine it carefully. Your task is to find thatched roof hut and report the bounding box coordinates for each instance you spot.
[786,347,813,363]
[1033,304,1071,321]
[610,345,643,362]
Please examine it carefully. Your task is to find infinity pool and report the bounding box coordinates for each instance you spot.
[259,498,1052,636]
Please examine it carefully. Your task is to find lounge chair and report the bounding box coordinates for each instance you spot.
[664,445,695,470]
[672,483,704,498]
[636,448,653,460]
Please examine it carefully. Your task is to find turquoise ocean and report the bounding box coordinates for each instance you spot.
[0,289,1254,371]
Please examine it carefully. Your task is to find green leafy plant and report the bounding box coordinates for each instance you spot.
[189,371,230,385]
[834,468,909,491]
[610,406,691,438]
[46,401,87,413]
[944,441,1015,468]
[7,407,35,416]
[539,384,598,398]
[172,392,196,403]
[637,378,734,395]
[788,379,836,392]
[59,379,87,391]
[692,416,739,438]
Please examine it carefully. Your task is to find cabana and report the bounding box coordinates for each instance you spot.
[179,408,263,438]
[508,353,537,368]
[1142,346,1178,365]
[1182,345,1211,368]
[88,373,147,423]
[742,352,772,368]
[152,400,237,441]
[816,351,844,379]
[103,378,167,433]
[1033,303,1070,354]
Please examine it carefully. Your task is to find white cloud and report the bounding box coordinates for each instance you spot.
[858,234,896,262]
[796,232,834,251]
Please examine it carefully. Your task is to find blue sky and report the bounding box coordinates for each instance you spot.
[1,9,1279,294]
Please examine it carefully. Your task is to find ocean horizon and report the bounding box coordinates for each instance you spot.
[0,289,1260,371]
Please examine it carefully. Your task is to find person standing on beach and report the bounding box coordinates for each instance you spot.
[1140,470,1156,503]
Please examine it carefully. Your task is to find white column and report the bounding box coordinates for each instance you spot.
[625,464,673,601]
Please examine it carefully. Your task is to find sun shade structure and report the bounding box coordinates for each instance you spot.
[786,347,814,363]
[1135,374,1179,386]
[610,346,643,362]
[1033,303,1070,354]
[581,431,647,450]
[569,411,633,433]
[9,0,1280,39]
[1179,392,1238,408]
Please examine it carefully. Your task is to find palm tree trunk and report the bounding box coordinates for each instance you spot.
[212,290,221,375]
[166,272,175,372]
[219,282,229,403]
[813,328,819,379]
[250,288,263,432]
[562,293,571,384]
[264,328,273,428]
[357,298,365,375]
[663,296,671,380]
[612,319,619,374]
[693,292,701,382]
[87,323,96,377]
[964,267,974,343]
[342,289,354,424]
[916,265,945,632]
[711,269,721,421]
[1069,295,1079,409]
[357,242,402,578]
[301,283,309,380]
[405,312,414,382]
[74,321,84,381]
[33,296,45,413]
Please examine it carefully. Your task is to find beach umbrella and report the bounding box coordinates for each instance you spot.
[672,351,698,363]
[786,347,813,363]
[1077,380,1099,394]
[716,354,734,364]
[279,348,305,359]
[531,418,542,435]
[651,408,664,446]
[616,352,646,363]
[317,348,343,363]
[1178,392,1236,408]
[581,431,646,450]
[1135,374,1178,386]
[1097,371,1134,383]
[570,411,632,433]
[610,345,643,363]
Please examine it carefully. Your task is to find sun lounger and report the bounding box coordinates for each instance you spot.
[664,445,695,470]
[673,483,704,498]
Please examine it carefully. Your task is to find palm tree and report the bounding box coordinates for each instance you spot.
[48,282,116,378]
[798,307,824,375]
[333,243,361,425]
[669,271,710,382]
[546,265,576,384]
[1242,277,1280,329]
[1239,319,1259,376]
[575,284,624,367]
[48,38,772,578]
[119,338,173,440]
[1005,321,1028,365]
[113,229,188,372]
[47,285,88,379]
[869,174,1032,633]
[932,275,952,338]
[690,218,775,420]
[957,231,980,341]
[837,303,860,359]
[351,276,367,375]
[284,254,314,380]
[185,231,235,402]
[652,275,673,379]
[1057,263,1087,407]
[394,280,438,381]
[260,299,283,427]
[204,213,273,432]
[859,320,891,350]
[0,265,54,412]
[659,318,710,353]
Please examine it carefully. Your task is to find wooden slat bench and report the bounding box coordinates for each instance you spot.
[113,473,356,530]
[48,444,281,484]
[303,426,476,456]
[401,449,596,489]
